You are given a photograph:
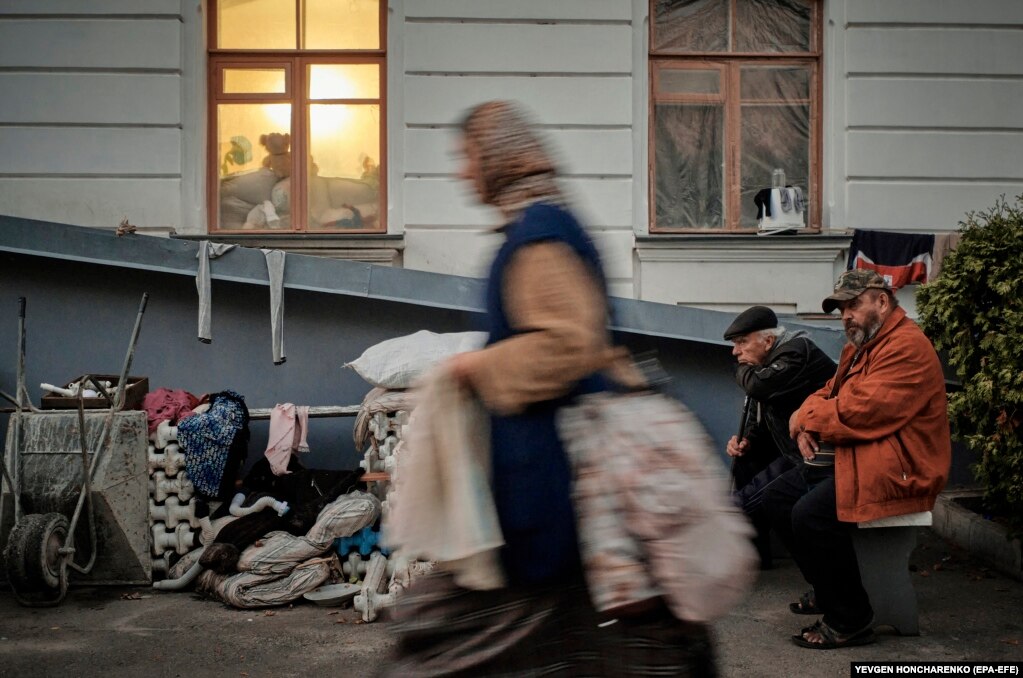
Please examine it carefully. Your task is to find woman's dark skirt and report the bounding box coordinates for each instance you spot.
[379,572,716,677]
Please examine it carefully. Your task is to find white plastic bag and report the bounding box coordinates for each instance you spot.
[344,330,487,389]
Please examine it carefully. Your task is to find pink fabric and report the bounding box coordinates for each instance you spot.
[265,403,310,475]
[142,387,200,434]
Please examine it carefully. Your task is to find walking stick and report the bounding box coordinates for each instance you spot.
[731,395,753,491]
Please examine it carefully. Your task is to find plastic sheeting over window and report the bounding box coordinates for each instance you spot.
[738,65,811,228]
[653,0,729,52]
[650,0,819,232]
[735,0,812,52]
[653,0,813,53]
[655,104,725,230]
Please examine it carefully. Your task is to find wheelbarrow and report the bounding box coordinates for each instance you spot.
[0,294,149,606]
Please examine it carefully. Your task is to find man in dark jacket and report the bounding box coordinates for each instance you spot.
[724,306,836,569]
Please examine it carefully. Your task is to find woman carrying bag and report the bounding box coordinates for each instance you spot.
[382,100,720,677]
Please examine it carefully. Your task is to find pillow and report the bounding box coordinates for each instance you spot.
[345,330,487,389]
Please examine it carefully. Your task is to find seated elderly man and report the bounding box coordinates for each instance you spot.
[724,306,836,569]
[768,270,951,649]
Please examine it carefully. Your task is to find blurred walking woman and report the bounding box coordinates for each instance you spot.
[382,101,715,676]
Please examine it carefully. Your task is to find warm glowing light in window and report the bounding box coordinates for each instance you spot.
[265,103,292,130]
[308,64,379,100]
[310,70,355,100]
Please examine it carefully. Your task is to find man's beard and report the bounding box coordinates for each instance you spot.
[845,310,882,347]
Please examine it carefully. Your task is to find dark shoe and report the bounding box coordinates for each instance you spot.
[788,589,818,615]
[791,619,875,650]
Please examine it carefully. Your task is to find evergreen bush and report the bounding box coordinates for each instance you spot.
[917,195,1023,540]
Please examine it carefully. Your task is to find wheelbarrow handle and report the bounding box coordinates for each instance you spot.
[114,292,149,410]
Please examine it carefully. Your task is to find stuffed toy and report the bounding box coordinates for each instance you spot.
[220,135,252,176]
[260,132,291,179]
[243,200,282,229]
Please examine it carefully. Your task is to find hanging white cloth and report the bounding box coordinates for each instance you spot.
[196,241,237,343]
[261,249,287,364]
[384,366,505,590]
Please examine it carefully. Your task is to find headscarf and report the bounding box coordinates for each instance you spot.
[459,101,564,222]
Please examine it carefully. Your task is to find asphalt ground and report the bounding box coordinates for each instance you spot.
[0,527,1020,678]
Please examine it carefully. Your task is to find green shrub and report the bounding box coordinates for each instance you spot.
[917,195,1023,540]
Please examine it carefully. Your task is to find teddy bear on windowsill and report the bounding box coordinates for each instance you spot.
[260,132,291,179]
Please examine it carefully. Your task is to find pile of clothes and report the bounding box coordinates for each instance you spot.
[144,387,381,608]
[161,457,380,608]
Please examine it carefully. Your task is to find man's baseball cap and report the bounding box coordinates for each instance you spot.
[723,305,778,340]
[822,269,892,313]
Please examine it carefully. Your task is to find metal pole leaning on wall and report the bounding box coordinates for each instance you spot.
[116,293,149,411]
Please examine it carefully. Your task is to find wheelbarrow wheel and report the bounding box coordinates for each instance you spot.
[4,512,69,592]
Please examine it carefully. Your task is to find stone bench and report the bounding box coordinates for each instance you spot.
[853,511,932,636]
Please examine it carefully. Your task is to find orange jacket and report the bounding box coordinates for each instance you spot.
[795,306,951,522]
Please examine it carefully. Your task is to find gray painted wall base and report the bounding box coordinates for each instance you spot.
[0,250,742,475]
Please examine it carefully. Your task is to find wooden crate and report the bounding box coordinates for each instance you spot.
[40,375,149,411]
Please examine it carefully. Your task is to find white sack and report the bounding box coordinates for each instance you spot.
[344,330,487,389]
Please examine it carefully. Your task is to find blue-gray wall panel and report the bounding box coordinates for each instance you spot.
[0,248,973,487]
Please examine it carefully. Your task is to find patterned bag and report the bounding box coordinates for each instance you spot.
[178,390,249,499]
[558,391,759,623]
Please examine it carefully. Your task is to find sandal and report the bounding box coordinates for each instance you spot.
[791,619,875,650]
[788,589,819,615]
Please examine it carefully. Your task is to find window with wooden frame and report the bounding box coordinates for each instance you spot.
[649,0,821,232]
[208,0,385,233]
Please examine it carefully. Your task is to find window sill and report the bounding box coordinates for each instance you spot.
[172,233,405,266]
[635,230,851,264]
[633,230,853,314]
[636,230,850,244]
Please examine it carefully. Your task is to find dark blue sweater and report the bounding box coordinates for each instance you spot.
[484,203,609,585]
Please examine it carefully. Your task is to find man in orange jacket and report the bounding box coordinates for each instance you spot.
[768,269,951,650]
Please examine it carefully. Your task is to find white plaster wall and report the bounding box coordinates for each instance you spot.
[838,0,1023,232]
[399,0,637,292]
[0,1,185,231]
[634,0,1023,314]
[4,0,1020,314]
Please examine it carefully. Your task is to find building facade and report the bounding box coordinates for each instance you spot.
[2,0,1021,314]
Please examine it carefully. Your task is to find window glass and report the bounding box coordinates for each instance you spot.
[218,0,296,50]
[308,64,379,100]
[657,68,721,96]
[740,66,809,100]
[739,103,809,228]
[305,0,380,50]
[306,104,381,230]
[653,0,729,52]
[210,0,386,233]
[649,0,818,231]
[735,0,812,52]
[223,68,287,94]
[216,103,292,230]
[654,103,725,229]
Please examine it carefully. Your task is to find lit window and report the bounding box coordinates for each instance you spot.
[209,0,385,233]
[649,0,821,232]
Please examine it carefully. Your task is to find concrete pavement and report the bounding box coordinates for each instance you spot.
[1,527,1020,677]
